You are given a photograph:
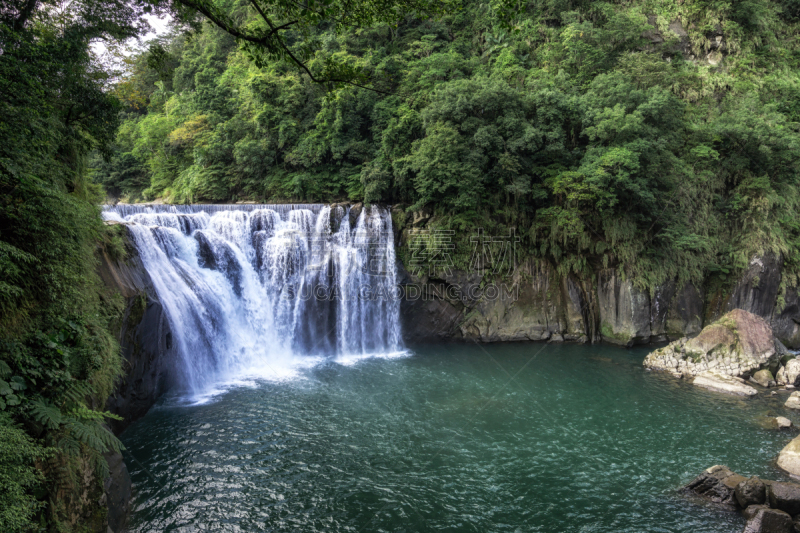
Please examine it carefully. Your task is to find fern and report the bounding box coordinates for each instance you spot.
[64,418,124,454]
[64,420,106,452]
[68,404,123,422]
[29,399,63,430]
[91,449,110,479]
[56,435,81,458]
[61,380,95,407]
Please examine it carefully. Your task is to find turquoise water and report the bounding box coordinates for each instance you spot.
[121,342,799,532]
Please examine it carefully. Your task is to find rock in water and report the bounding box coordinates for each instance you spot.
[692,370,758,396]
[785,359,800,387]
[736,477,767,508]
[777,365,788,386]
[743,504,770,520]
[767,481,800,515]
[752,369,775,387]
[644,309,776,378]
[778,435,800,477]
[776,417,793,429]
[786,392,800,410]
[682,465,747,505]
[742,506,793,533]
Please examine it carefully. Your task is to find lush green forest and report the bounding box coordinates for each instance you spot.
[96,0,800,290]
[4,0,800,529]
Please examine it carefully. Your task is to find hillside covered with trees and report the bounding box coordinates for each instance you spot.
[97,0,800,291]
[4,0,800,530]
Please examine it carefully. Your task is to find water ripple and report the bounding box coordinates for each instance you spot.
[123,343,795,532]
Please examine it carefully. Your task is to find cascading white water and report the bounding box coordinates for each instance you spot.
[103,204,404,398]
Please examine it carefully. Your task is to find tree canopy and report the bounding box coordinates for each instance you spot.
[95,0,800,289]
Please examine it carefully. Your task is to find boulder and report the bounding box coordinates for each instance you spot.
[692,370,758,396]
[777,366,788,386]
[768,481,800,515]
[785,359,800,387]
[743,504,771,520]
[736,477,768,508]
[644,309,777,378]
[776,417,793,429]
[753,369,775,388]
[786,392,800,410]
[682,465,747,505]
[777,435,800,477]
[743,506,793,533]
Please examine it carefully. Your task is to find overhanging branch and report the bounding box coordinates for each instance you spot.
[175,0,391,94]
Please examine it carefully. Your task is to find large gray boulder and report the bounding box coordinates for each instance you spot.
[784,359,800,387]
[777,434,800,477]
[743,506,793,533]
[736,477,767,508]
[785,392,800,410]
[776,365,789,386]
[682,465,746,505]
[752,369,775,388]
[692,371,758,396]
[644,309,777,378]
[767,480,800,515]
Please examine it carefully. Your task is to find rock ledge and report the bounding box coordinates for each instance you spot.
[644,309,777,382]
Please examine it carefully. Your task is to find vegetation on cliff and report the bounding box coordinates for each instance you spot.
[0,0,150,529]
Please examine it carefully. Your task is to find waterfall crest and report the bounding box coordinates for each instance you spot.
[103,204,404,396]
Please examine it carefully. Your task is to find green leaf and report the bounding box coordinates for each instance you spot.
[10,376,26,391]
[0,380,12,396]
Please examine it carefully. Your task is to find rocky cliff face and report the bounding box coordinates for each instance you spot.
[397,239,800,349]
[98,223,175,434]
[399,259,598,344]
[104,216,800,387]
[96,221,179,532]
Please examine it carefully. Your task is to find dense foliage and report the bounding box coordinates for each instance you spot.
[3,0,800,529]
[96,0,800,291]
[0,0,153,529]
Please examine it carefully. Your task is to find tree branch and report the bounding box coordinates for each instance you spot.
[175,0,391,94]
[13,0,39,31]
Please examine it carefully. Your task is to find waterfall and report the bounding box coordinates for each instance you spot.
[103,204,404,397]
